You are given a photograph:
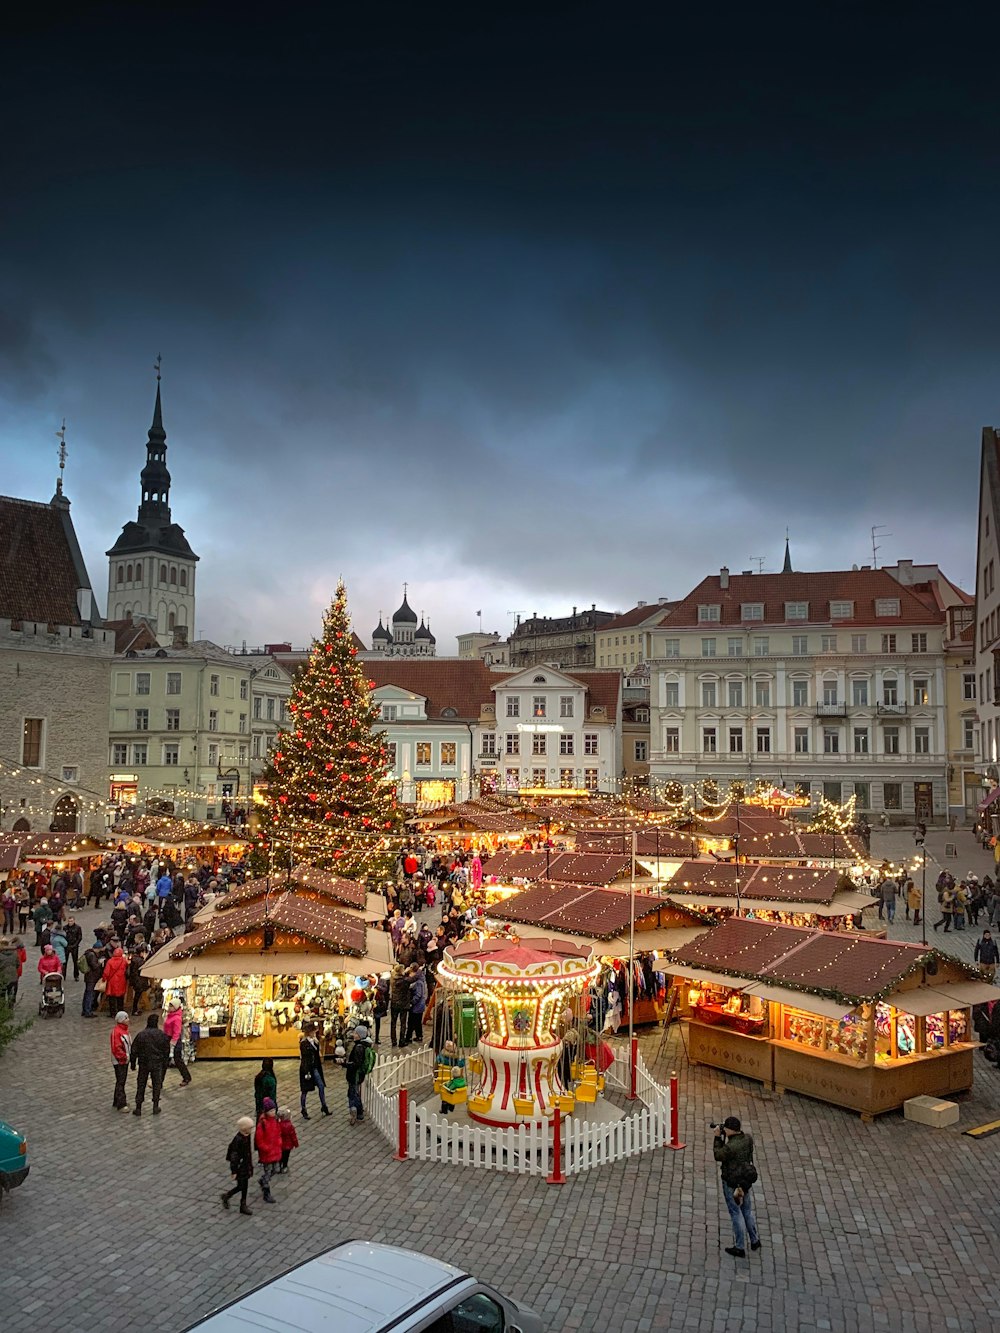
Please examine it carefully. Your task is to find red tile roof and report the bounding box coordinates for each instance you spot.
[171,891,367,958]
[0,496,94,625]
[577,829,699,858]
[104,616,160,653]
[490,882,688,939]
[602,602,677,631]
[665,567,942,629]
[366,659,502,719]
[214,865,366,911]
[483,849,649,885]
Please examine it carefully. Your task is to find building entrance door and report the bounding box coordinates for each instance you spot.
[914,782,933,820]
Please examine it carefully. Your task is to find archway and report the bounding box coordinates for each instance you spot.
[52,794,79,833]
[12,817,30,832]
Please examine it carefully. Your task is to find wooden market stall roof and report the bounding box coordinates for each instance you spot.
[490,880,713,952]
[665,863,875,915]
[665,917,998,1007]
[482,849,654,886]
[575,828,700,858]
[112,815,247,849]
[212,864,368,912]
[0,831,111,869]
[167,891,367,958]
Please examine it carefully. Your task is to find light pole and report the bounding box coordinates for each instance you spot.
[921,842,928,946]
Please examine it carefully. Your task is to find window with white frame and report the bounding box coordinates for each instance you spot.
[532,696,546,718]
[240,678,249,700]
[532,732,547,756]
[854,727,869,754]
[664,728,679,753]
[441,743,457,766]
[583,768,598,791]
[753,636,769,656]
[822,680,838,705]
[791,635,808,655]
[756,726,771,753]
[728,637,742,657]
[702,727,717,753]
[852,678,869,706]
[964,719,976,749]
[163,743,179,766]
[166,708,180,731]
[881,634,897,653]
[386,742,397,767]
[635,707,650,722]
[792,679,808,707]
[794,726,809,753]
[664,638,680,657]
[112,743,128,765]
[884,782,902,810]
[701,638,717,657]
[729,727,743,753]
[481,732,496,756]
[912,678,929,706]
[851,634,867,653]
[875,599,900,617]
[252,734,261,759]
[664,681,679,706]
[135,708,149,731]
[560,733,574,755]
[698,604,721,622]
[821,634,837,653]
[506,696,520,717]
[207,742,218,764]
[505,734,520,755]
[911,632,928,653]
[754,680,770,707]
[964,673,976,700]
[135,672,150,695]
[584,733,599,755]
[882,676,898,705]
[239,713,247,733]
[132,743,147,766]
[785,602,809,620]
[416,743,432,766]
[913,727,930,754]
[701,681,717,707]
[823,728,840,754]
[166,672,181,695]
[884,727,900,755]
[253,696,262,719]
[208,709,218,732]
[741,603,764,620]
[634,740,648,761]
[266,697,275,721]
[728,680,743,707]
[560,696,574,717]
[381,704,397,721]
[210,674,220,696]
[239,744,248,764]
[830,601,854,619]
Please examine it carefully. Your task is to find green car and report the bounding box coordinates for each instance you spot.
[0,1119,28,1199]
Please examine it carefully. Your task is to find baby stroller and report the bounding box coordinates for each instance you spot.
[38,971,65,1018]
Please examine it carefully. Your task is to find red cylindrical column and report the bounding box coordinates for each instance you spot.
[394,1085,409,1161]
[547,1106,565,1185]
[628,1036,638,1100]
[669,1070,685,1150]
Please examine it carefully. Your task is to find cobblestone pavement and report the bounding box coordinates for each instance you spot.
[4,854,1000,1333]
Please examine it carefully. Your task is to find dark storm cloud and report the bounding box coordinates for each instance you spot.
[1,4,997,647]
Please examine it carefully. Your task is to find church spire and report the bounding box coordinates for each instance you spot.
[782,532,793,574]
[139,357,171,524]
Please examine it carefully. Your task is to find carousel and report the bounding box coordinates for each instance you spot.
[434,937,601,1125]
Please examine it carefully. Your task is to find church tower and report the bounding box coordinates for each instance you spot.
[106,368,199,639]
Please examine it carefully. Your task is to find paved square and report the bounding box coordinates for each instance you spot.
[3,827,1000,1332]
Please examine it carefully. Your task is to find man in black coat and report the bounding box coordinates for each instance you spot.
[64,916,83,980]
[130,1013,171,1115]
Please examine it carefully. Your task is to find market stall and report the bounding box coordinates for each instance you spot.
[142,891,390,1058]
[665,863,878,931]
[665,917,1000,1118]
[196,863,385,923]
[110,814,247,869]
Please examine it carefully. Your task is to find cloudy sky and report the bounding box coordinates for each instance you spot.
[2,4,997,651]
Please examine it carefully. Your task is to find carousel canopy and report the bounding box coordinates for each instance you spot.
[665,917,1000,1007]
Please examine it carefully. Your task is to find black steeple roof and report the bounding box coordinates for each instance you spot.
[392,590,417,624]
[107,382,199,561]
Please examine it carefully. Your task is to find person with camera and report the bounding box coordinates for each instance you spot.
[713,1116,761,1258]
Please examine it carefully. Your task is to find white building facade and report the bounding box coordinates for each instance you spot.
[645,567,948,820]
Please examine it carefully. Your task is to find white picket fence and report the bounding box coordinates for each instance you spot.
[366,1042,679,1180]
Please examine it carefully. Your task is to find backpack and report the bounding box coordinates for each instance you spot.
[362,1045,377,1076]
[733,1162,758,1190]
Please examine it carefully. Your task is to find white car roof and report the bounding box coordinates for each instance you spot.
[190,1241,470,1333]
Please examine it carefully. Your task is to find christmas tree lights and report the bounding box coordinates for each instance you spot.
[255,582,402,878]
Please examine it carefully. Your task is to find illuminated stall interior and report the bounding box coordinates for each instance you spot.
[666,862,877,930]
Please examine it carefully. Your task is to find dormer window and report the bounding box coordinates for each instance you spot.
[785,602,808,620]
[698,604,721,622]
[875,598,900,617]
[830,600,853,619]
[741,603,764,621]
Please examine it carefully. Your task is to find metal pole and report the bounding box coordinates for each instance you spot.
[628,829,636,1061]
[921,843,927,946]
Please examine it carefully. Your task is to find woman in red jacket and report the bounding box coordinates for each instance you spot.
[37,944,62,980]
[254,1098,282,1202]
[102,947,128,1017]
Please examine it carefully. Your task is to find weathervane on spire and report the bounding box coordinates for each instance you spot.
[154,352,162,383]
[55,418,67,496]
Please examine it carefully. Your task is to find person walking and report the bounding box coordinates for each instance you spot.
[163,998,192,1085]
[32,895,53,948]
[906,879,921,927]
[345,1024,373,1124]
[253,1058,277,1118]
[2,887,15,934]
[975,930,1000,981]
[277,1109,299,1173]
[64,916,83,981]
[221,1116,255,1215]
[254,1099,282,1203]
[298,1024,331,1119]
[713,1116,761,1259]
[879,876,898,924]
[407,965,427,1046]
[389,964,411,1048]
[102,947,128,1016]
[130,1013,171,1116]
[16,887,30,935]
[81,939,104,1017]
[111,1012,131,1112]
[0,936,27,1003]
[933,884,955,933]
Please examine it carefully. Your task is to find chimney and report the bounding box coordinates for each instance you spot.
[658,596,668,605]
[591,603,596,610]
[637,600,646,608]
[720,566,730,590]
[172,625,189,649]
[572,606,577,616]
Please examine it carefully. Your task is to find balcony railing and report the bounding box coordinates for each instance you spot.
[877,702,907,715]
[815,702,847,716]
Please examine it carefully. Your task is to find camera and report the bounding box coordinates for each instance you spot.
[709,1122,721,1129]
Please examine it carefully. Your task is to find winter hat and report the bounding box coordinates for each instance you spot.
[262,1097,276,1111]
[237,1116,254,1132]
[278,1107,291,1120]
[115,1011,130,1023]
[354,1024,369,1039]
[723,1115,742,1132]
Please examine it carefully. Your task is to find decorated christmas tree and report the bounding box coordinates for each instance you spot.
[256,582,402,877]
[807,792,857,835]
